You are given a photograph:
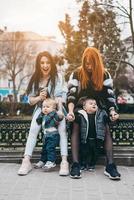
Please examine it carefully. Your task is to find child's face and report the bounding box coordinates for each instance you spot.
[42,101,55,115]
[83,99,98,113]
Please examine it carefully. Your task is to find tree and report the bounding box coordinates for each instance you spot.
[59,0,126,77]
[58,14,75,64]
[78,0,90,48]
[0,32,36,103]
[128,0,134,50]
[58,1,91,72]
[59,14,84,78]
[75,0,134,49]
[102,0,134,51]
[92,2,126,75]
[94,0,134,90]
[59,0,133,93]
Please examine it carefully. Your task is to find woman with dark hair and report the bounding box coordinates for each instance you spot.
[18,51,69,176]
[67,47,121,180]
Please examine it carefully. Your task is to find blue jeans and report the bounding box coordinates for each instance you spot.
[40,131,60,162]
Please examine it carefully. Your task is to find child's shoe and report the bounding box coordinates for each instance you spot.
[80,163,87,171]
[34,161,45,169]
[59,161,69,176]
[87,165,95,172]
[42,161,56,171]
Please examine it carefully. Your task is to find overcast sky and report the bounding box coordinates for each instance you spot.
[0,0,133,42]
[0,0,79,42]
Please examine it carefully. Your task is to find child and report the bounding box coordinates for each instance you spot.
[74,98,108,172]
[34,98,64,171]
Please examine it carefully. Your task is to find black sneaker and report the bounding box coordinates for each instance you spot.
[80,162,87,171]
[87,165,95,172]
[70,162,81,179]
[104,163,121,180]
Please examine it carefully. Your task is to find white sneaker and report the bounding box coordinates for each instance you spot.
[18,158,32,176]
[59,161,69,176]
[34,161,45,169]
[42,161,56,171]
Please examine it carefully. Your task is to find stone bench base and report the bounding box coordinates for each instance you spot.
[0,146,134,166]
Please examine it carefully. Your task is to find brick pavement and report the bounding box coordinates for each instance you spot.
[0,163,134,200]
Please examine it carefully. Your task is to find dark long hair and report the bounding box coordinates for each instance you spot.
[27,51,57,95]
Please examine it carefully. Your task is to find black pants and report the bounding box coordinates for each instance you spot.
[80,139,103,166]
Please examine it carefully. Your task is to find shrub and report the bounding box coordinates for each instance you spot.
[0,102,34,116]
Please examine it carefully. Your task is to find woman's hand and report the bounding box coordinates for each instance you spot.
[109,110,119,121]
[39,89,47,101]
[67,102,75,121]
[57,111,64,119]
[55,97,62,111]
[66,112,75,121]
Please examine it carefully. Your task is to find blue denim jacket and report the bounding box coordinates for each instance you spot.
[28,73,67,102]
[28,73,67,114]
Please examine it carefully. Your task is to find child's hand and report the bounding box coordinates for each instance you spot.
[66,112,75,121]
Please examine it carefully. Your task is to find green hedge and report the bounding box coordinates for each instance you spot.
[118,104,134,113]
[0,102,134,116]
[0,102,34,116]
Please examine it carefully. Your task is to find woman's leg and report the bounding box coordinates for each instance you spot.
[70,122,81,178]
[71,122,80,163]
[58,118,69,175]
[104,125,113,164]
[24,107,42,157]
[18,107,41,175]
[58,118,68,157]
[104,124,121,180]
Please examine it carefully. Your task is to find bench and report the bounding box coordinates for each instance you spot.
[0,118,134,165]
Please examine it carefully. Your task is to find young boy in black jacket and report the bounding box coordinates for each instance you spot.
[74,98,108,171]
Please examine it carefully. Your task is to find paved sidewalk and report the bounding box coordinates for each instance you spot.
[0,163,134,200]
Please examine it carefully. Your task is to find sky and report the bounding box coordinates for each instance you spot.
[0,0,133,42]
[0,0,79,42]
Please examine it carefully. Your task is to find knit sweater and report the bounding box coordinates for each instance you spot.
[67,70,117,112]
[36,111,63,133]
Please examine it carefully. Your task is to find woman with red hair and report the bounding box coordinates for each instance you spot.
[67,47,120,180]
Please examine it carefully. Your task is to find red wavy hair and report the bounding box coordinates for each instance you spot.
[78,47,105,91]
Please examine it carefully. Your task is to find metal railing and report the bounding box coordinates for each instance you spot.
[0,119,134,148]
